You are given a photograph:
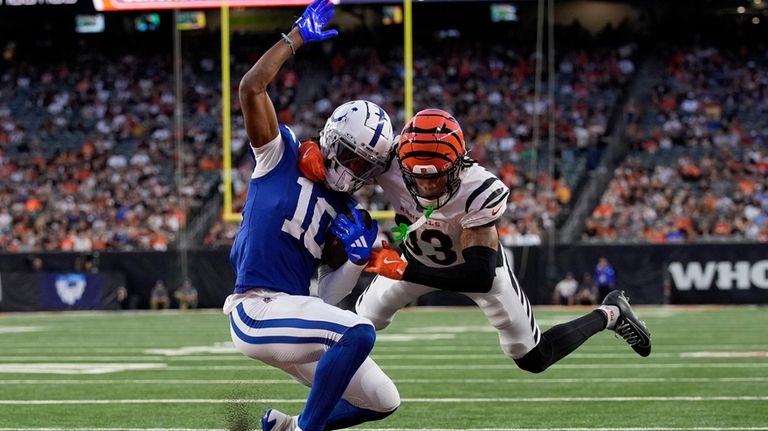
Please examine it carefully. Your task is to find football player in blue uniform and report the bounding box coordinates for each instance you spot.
[223,1,399,430]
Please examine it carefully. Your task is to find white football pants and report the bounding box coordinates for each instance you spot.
[356,249,541,359]
[224,289,400,413]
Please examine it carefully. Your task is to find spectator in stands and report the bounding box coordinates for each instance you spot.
[116,286,128,310]
[174,279,198,310]
[74,252,99,274]
[149,279,170,310]
[593,256,616,302]
[26,255,43,272]
[575,272,597,305]
[553,272,578,305]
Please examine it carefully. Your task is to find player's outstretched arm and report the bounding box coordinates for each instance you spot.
[365,225,499,293]
[240,0,337,148]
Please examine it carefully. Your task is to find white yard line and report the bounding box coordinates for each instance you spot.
[4,344,767,354]
[161,362,768,371]
[2,377,767,385]
[0,396,766,405]
[0,429,226,431]
[1,428,768,431]
[364,429,768,431]
[0,352,764,361]
[0,364,167,375]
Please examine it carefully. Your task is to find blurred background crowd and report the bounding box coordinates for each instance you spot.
[2,0,767,254]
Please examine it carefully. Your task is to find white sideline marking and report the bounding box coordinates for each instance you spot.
[2,348,151,354]
[144,343,236,356]
[0,429,227,431]
[402,325,497,333]
[1,428,768,431]
[1,396,766,405]
[376,334,456,341]
[0,363,167,375]
[0,352,759,361]
[0,326,42,334]
[372,353,683,359]
[2,377,768,385]
[162,362,768,371]
[364,428,768,431]
[377,363,768,370]
[0,356,169,362]
[681,352,767,358]
[6,344,767,353]
[1,429,768,431]
[366,429,768,431]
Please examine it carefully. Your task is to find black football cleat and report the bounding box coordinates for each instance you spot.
[602,290,652,357]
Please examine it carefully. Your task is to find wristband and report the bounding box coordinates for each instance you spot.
[280,33,296,55]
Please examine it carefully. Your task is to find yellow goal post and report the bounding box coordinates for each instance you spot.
[220,1,412,223]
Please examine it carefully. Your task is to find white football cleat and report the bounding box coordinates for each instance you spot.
[261,408,297,431]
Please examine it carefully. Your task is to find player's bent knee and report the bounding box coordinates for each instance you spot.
[367,315,392,331]
[373,377,401,413]
[355,305,392,331]
[514,346,549,374]
[500,342,529,360]
[341,324,376,354]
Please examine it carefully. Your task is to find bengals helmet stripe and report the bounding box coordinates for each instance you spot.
[398,109,466,173]
[398,108,467,210]
[399,150,454,163]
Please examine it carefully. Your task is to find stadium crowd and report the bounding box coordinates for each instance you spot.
[583,45,768,242]
[6,31,766,251]
[0,53,226,251]
[206,37,636,247]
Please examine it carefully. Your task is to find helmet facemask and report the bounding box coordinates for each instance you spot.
[400,158,465,210]
[319,100,394,193]
[321,129,387,193]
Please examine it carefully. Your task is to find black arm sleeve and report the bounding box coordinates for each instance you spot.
[401,246,497,293]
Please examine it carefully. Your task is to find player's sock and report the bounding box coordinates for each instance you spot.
[515,310,607,373]
[322,399,395,430]
[597,304,620,329]
[298,324,375,431]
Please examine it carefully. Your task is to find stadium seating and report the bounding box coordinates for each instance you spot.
[583,45,768,242]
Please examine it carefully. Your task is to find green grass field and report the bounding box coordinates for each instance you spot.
[1,306,767,430]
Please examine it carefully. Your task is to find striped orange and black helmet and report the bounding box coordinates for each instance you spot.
[397,109,467,209]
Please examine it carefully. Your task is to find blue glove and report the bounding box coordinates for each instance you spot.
[294,0,338,44]
[331,208,378,264]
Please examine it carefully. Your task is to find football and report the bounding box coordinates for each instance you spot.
[322,208,373,269]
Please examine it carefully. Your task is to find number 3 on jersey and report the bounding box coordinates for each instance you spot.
[282,177,336,259]
[395,214,457,265]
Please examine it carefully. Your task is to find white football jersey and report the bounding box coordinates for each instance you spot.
[377,160,509,268]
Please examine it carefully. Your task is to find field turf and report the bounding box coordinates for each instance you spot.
[1,306,766,430]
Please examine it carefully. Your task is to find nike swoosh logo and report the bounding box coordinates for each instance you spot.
[383,258,401,265]
[491,207,501,216]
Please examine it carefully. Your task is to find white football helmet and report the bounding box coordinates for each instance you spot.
[319,100,394,193]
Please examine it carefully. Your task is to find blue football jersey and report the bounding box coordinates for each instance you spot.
[230,124,357,295]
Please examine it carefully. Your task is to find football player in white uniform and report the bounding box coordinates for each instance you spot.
[299,108,651,375]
